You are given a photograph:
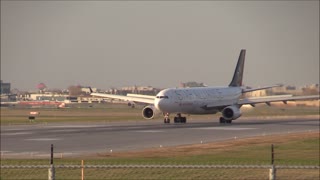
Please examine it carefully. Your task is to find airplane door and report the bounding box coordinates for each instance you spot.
[217,89,223,105]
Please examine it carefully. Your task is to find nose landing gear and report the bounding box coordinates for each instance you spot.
[164,113,170,124]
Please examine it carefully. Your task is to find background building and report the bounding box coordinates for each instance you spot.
[0,80,11,94]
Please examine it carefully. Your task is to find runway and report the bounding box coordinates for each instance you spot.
[1,116,319,157]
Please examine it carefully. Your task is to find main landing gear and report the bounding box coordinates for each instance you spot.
[219,117,232,124]
[163,113,187,124]
[174,113,186,123]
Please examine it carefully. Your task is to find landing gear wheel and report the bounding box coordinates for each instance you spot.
[219,117,232,124]
[219,117,226,123]
[174,117,179,123]
[174,115,187,124]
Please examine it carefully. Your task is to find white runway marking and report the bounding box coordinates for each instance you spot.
[135,130,164,133]
[1,151,12,153]
[49,129,78,133]
[2,132,33,136]
[195,127,257,130]
[25,138,61,141]
[2,128,24,131]
[127,126,143,129]
[49,125,105,128]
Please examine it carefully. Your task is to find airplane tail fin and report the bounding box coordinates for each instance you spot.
[229,49,246,87]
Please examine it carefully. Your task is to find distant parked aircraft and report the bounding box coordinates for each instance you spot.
[91,50,319,124]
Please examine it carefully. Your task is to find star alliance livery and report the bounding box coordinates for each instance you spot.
[91,50,319,124]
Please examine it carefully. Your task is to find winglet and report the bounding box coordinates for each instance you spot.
[229,49,246,87]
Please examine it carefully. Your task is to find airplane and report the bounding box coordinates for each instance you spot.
[90,49,319,124]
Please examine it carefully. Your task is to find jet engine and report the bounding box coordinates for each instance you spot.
[142,105,160,119]
[222,105,242,120]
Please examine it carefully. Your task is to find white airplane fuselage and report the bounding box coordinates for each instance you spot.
[90,49,319,124]
[155,86,242,114]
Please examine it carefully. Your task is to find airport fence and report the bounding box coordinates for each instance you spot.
[2,141,319,180]
[1,164,319,180]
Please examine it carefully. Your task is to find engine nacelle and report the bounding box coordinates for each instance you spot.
[142,105,160,119]
[222,105,242,120]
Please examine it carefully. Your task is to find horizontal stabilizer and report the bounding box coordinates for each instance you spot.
[242,84,283,93]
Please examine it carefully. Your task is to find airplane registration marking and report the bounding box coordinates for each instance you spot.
[195,127,256,130]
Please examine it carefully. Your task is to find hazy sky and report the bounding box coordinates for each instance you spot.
[1,1,319,91]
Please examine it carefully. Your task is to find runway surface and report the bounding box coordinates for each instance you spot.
[1,116,319,157]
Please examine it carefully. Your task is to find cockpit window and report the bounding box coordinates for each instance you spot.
[156,96,169,99]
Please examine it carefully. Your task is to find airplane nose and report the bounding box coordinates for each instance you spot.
[156,99,166,112]
[155,99,165,111]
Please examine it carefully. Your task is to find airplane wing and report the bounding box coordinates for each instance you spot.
[126,93,156,99]
[90,92,155,104]
[242,84,282,93]
[238,95,319,106]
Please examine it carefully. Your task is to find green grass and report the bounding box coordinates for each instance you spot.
[0,105,143,125]
[1,104,319,179]
[1,133,319,179]
[240,104,320,117]
[1,103,319,125]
